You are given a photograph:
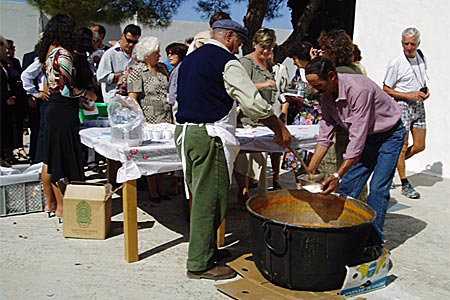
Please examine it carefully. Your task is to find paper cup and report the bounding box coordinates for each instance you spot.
[151,130,163,140]
[163,130,173,140]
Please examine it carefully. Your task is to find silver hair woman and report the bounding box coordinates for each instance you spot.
[127,35,172,202]
[132,36,160,62]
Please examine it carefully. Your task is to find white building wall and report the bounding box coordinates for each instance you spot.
[353,0,450,178]
[0,1,44,58]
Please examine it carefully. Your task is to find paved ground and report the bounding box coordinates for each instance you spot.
[1,160,449,300]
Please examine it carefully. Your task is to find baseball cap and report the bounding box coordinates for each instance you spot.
[212,19,249,41]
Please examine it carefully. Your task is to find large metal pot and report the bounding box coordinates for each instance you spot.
[246,189,376,291]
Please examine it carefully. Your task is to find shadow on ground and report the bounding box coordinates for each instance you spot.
[408,164,444,187]
[383,209,427,250]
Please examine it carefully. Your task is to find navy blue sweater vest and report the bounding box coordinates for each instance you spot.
[175,44,237,123]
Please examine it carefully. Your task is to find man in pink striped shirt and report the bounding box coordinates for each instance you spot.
[305,57,406,261]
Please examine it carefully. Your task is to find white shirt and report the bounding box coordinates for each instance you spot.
[383,51,427,93]
[96,43,135,103]
[21,57,45,97]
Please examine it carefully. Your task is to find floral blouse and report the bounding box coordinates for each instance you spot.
[45,47,82,98]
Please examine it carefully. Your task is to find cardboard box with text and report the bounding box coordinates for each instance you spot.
[63,183,112,240]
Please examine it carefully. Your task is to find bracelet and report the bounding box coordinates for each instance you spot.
[332,172,341,181]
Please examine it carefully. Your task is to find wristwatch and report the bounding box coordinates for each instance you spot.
[332,172,341,181]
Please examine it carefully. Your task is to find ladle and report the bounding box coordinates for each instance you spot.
[288,146,324,182]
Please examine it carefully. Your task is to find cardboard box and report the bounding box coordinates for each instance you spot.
[63,183,112,240]
[340,248,390,296]
[215,253,379,300]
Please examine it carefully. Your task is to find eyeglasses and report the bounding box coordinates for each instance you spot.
[125,37,139,45]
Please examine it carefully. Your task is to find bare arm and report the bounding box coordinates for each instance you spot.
[279,102,289,124]
[308,144,329,175]
[259,115,292,149]
[128,92,139,100]
[319,156,360,195]
[383,84,429,101]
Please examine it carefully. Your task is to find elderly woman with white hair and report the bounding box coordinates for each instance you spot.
[127,36,171,202]
[128,36,171,124]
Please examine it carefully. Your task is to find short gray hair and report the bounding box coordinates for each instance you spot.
[402,27,421,43]
[132,36,160,62]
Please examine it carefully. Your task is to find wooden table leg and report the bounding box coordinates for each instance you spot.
[217,218,226,248]
[123,179,139,263]
[106,159,121,188]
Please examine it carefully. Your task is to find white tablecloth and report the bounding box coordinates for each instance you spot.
[80,123,318,183]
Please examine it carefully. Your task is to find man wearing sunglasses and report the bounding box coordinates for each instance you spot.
[97,24,141,102]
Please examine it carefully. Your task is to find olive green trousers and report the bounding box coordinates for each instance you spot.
[175,125,230,271]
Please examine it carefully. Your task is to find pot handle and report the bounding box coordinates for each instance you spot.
[263,222,288,256]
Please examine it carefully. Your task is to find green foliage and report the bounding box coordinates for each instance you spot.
[195,0,231,19]
[27,0,183,27]
[194,0,286,21]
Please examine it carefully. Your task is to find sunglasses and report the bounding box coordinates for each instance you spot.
[125,37,139,45]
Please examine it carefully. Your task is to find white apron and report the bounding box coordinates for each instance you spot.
[176,102,240,199]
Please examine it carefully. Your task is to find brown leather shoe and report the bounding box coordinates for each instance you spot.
[187,265,237,280]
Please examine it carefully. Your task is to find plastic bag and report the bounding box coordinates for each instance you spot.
[108,95,146,146]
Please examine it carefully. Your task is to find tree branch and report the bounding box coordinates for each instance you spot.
[275,0,321,63]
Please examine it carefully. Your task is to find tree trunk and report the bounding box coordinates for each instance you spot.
[274,0,321,63]
[242,0,269,55]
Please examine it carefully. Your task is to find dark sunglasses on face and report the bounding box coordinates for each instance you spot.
[125,37,139,45]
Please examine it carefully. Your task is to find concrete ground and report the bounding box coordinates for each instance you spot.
[1,159,449,300]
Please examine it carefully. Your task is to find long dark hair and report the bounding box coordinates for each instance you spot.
[38,14,76,63]
[75,27,94,53]
[318,29,354,67]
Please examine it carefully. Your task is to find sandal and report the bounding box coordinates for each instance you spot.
[17,148,30,160]
[12,149,20,161]
[45,211,56,218]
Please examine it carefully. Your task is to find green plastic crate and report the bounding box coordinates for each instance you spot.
[79,103,109,123]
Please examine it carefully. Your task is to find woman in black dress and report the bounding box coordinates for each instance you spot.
[38,14,97,218]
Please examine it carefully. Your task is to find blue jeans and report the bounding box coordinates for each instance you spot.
[338,121,405,246]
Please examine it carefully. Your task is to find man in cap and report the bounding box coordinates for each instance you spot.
[175,19,292,280]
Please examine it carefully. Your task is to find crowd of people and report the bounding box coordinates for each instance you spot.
[0,11,430,281]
